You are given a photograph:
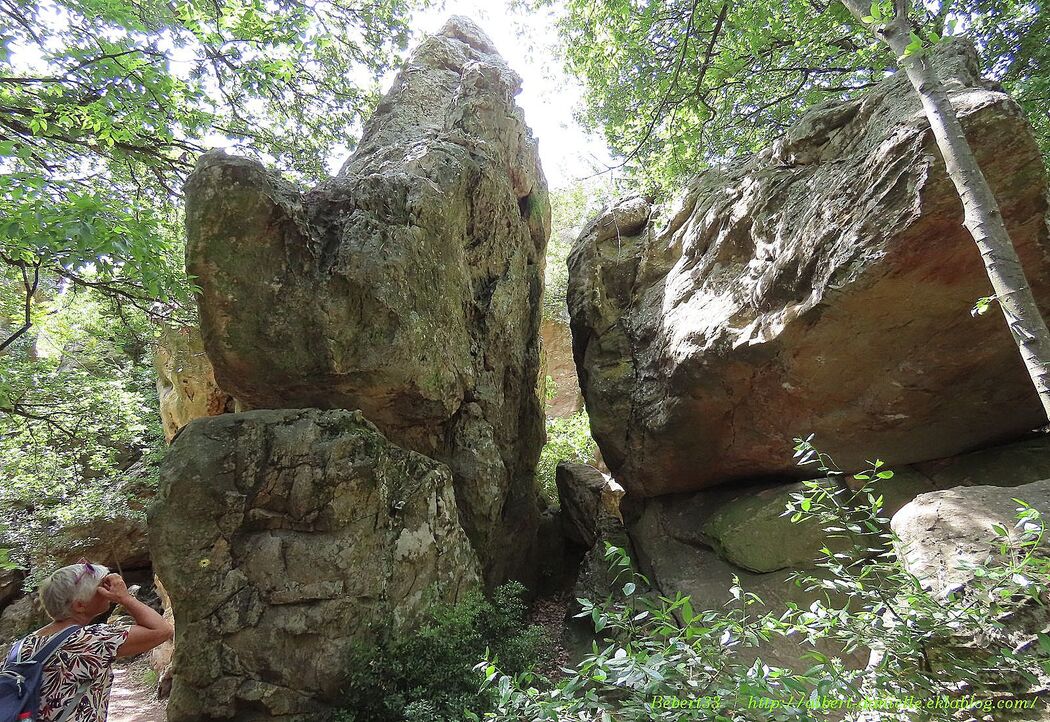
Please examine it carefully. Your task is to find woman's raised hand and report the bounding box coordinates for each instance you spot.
[97,573,132,603]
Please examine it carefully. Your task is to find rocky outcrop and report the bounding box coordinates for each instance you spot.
[149,409,481,721]
[626,497,871,669]
[890,480,1050,712]
[691,433,1050,573]
[153,324,234,443]
[611,433,1050,669]
[568,40,1050,498]
[0,595,47,645]
[556,462,611,549]
[0,567,22,611]
[185,17,549,586]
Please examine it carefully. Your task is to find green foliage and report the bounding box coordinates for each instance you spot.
[0,0,421,586]
[0,0,422,345]
[0,287,164,586]
[536,411,598,504]
[336,581,547,722]
[479,442,1050,720]
[532,0,1050,190]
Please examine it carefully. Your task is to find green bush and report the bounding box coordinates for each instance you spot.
[479,441,1050,720]
[536,411,598,504]
[336,581,547,722]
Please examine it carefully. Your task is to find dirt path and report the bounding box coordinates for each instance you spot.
[107,659,167,722]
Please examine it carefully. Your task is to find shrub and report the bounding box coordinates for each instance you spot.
[336,581,547,722]
[478,441,1050,720]
[535,411,598,504]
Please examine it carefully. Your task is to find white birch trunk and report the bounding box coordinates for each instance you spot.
[842,0,1050,422]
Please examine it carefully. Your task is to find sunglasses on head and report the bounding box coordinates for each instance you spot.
[72,558,96,586]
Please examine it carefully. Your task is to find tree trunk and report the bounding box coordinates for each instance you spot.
[841,0,1050,422]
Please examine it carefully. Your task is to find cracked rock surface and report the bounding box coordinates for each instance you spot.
[184,16,549,587]
[149,409,481,722]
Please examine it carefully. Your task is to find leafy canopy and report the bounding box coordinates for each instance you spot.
[0,0,423,575]
[0,0,421,346]
[536,0,1050,189]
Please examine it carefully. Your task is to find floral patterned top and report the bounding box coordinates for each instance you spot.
[8,623,130,722]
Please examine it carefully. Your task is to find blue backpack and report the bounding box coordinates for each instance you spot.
[0,626,86,722]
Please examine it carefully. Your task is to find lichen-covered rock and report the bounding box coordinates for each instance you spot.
[0,595,48,645]
[148,408,482,722]
[568,40,1050,498]
[153,324,233,443]
[185,16,549,586]
[890,480,1050,711]
[0,567,22,611]
[627,497,871,670]
[650,433,1050,575]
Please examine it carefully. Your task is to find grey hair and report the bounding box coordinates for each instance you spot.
[38,561,110,621]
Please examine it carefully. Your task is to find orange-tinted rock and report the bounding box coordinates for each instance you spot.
[153,324,233,443]
[568,41,1050,497]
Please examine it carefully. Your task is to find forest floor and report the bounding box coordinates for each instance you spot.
[108,656,167,722]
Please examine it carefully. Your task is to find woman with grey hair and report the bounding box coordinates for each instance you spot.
[5,558,173,721]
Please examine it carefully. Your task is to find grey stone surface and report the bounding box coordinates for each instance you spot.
[149,408,482,722]
[556,462,609,549]
[892,478,1050,596]
[185,16,550,587]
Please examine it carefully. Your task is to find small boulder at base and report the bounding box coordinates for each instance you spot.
[148,408,482,722]
[892,478,1050,597]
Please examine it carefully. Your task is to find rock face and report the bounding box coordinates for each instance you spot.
[153,324,234,443]
[568,40,1050,498]
[0,595,48,645]
[185,17,549,586]
[149,409,482,721]
[540,319,584,417]
[556,462,610,549]
[626,497,871,670]
[613,434,1050,669]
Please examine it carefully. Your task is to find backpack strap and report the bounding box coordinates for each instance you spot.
[16,625,82,666]
[5,638,22,666]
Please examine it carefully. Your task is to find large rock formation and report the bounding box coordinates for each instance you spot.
[600,433,1050,670]
[568,40,1050,498]
[149,409,482,721]
[890,479,1050,714]
[185,17,549,586]
[540,319,584,417]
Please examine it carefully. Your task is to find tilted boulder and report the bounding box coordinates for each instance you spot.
[185,17,549,586]
[153,324,234,443]
[568,39,1050,498]
[556,462,610,549]
[149,409,482,721]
